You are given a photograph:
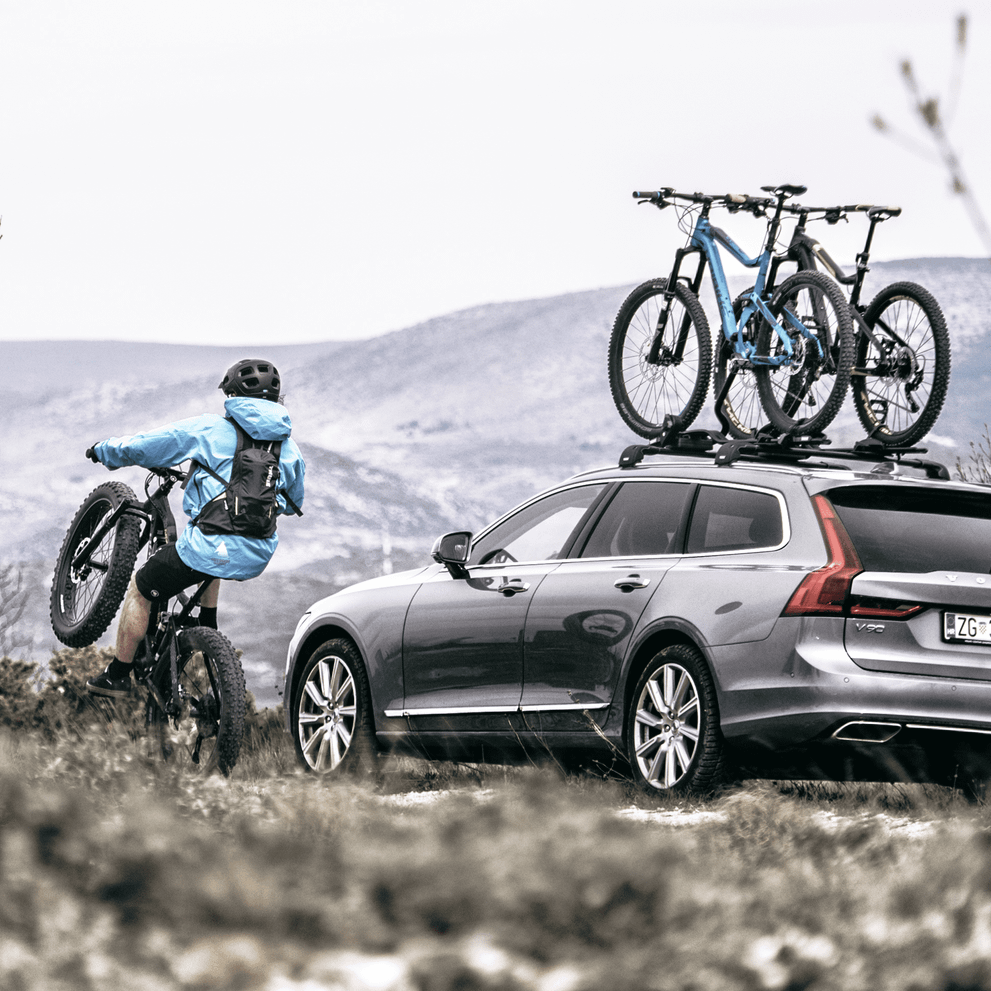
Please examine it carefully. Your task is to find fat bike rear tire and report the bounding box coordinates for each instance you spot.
[149,627,246,776]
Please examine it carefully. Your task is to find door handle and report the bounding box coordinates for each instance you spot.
[497,579,530,596]
[614,574,650,592]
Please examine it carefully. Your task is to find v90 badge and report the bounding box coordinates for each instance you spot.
[855,622,886,634]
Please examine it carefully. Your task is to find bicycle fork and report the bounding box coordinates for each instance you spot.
[646,247,708,366]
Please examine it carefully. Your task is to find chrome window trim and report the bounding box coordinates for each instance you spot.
[574,478,791,561]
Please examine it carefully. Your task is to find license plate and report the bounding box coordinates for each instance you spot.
[944,612,991,644]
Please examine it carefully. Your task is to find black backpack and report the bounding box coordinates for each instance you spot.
[187,418,302,539]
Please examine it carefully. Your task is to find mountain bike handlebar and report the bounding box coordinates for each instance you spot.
[84,448,188,484]
[781,202,902,224]
[632,189,773,217]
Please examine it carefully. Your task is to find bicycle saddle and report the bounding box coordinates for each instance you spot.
[761,184,807,198]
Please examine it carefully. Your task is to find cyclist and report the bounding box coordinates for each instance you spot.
[85,358,305,697]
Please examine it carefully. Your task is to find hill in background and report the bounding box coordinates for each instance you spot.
[3,258,989,704]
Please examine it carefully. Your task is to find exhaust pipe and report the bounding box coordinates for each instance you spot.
[832,721,902,744]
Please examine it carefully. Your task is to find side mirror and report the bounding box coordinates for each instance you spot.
[431,531,472,579]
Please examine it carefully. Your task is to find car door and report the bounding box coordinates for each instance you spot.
[401,482,608,727]
[520,479,694,730]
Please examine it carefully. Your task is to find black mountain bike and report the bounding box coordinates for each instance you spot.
[718,202,951,446]
[50,464,246,775]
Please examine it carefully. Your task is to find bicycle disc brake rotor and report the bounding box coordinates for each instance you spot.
[70,516,113,585]
[191,693,220,739]
[69,536,93,585]
[641,338,676,377]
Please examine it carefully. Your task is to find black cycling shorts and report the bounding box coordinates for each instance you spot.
[135,543,214,601]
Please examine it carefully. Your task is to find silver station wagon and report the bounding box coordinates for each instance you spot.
[284,435,991,793]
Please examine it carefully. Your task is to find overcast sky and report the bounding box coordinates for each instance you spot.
[0,1,988,346]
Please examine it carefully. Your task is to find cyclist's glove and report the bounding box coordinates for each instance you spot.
[86,445,102,464]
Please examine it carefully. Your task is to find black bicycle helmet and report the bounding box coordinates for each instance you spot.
[219,359,281,402]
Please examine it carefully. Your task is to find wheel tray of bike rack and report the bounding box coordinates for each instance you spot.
[618,426,950,479]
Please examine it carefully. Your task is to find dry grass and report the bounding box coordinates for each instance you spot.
[4,651,991,989]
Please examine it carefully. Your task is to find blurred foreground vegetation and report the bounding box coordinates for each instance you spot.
[4,648,991,990]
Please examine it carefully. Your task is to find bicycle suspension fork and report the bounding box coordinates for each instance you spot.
[646,245,708,365]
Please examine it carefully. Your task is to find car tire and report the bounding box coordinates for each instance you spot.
[627,643,725,793]
[292,638,376,775]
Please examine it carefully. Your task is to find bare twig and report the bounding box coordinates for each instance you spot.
[0,564,30,659]
[871,13,991,261]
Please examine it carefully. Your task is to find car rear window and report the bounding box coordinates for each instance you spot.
[828,485,991,574]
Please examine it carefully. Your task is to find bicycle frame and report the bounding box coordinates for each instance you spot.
[660,195,823,369]
[774,204,914,372]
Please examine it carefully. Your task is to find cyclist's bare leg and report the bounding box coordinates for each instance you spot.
[86,575,150,695]
[202,579,220,609]
[115,575,152,665]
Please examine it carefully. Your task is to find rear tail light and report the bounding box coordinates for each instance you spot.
[783,494,863,616]
[783,493,925,620]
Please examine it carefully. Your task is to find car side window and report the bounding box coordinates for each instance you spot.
[470,485,606,565]
[579,481,691,558]
[686,485,783,554]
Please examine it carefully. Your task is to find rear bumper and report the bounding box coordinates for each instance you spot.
[713,616,991,751]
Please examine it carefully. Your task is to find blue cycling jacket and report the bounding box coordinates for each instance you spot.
[94,397,306,580]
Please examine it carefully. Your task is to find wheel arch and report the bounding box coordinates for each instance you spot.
[285,622,374,735]
[620,621,719,747]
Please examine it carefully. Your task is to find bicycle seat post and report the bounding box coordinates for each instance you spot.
[848,212,884,309]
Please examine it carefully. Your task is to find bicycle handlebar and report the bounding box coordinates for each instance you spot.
[85,449,187,485]
[632,188,773,216]
[782,202,902,223]
[149,466,188,482]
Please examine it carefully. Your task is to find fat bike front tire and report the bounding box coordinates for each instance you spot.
[50,482,141,647]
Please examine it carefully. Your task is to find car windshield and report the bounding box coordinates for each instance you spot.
[828,485,991,574]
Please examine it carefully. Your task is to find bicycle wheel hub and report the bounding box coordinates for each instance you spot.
[892,345,918,380]
[642,342,677,371]
[69,537,93,584]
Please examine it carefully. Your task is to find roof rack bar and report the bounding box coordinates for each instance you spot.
[617,417,950,479]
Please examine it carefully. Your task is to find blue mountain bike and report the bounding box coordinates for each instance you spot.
[609,184,855,438]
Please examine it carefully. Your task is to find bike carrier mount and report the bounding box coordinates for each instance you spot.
[618,414,950,480]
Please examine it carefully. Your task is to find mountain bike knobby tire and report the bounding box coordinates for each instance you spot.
[50,481,141,648]
[754,270,855,436]
[852,281,951,447]
[149,627,246,776]
[608,278,712,438]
